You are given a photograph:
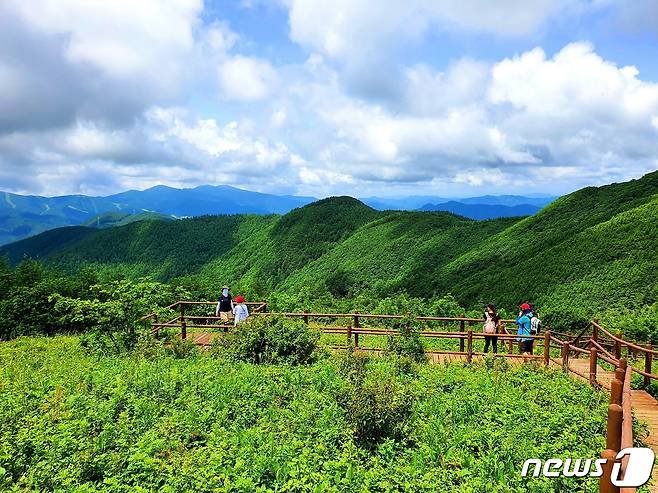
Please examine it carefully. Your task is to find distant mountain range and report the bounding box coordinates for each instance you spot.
[0,185,557,246]
[418,201,541,219]
[0,185,315,245]
[361,194,556,211]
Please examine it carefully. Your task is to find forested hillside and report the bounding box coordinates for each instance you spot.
[2,171,657,334]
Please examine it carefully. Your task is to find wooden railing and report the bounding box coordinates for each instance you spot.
[139,302,650,491]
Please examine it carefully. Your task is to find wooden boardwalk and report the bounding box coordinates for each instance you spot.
[562,358,658,492]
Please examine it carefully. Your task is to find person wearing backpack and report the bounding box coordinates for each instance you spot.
[529,306,542,336]
[215,285,233,324]
[516,303,534,354]
[233,295,249,326]
[483,303,500,353]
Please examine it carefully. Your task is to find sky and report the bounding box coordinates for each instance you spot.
[1,0,658,198]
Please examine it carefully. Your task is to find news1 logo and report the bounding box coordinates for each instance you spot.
[521,448,655,487]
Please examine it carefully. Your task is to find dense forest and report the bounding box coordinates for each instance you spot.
[1,170,658,340]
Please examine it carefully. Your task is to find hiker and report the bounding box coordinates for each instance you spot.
[233,295,249,326]
[483,303,500,353]
[529,307,542,337]
[516,303,534,354]
[215,285,233,323]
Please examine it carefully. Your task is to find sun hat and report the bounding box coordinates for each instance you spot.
[519,303,531,310]
[235,295,245,303]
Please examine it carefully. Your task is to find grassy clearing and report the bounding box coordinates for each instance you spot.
[1,336,611,492]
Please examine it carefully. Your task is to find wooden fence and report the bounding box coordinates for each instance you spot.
[139,302,653,492]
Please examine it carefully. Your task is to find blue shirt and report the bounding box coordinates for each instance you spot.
[516,312,533,341]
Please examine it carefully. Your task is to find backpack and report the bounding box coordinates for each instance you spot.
[529,314,541,335]
[484,314,497,334]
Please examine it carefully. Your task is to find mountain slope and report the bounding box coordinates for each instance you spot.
[278,211,520,296]
[426,171,658,319]
[1,215,276,279]
[1,172,657,327]
[83,211,175,228]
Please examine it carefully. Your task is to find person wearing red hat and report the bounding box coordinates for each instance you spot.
[232,295,249,326]
[516,303,535,354]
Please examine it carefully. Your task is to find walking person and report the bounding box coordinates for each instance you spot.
[483,303,500,354]
[215,285,233,324]
[233,295,249,326]
[516,303,534,354]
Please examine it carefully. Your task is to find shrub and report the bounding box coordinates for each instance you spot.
[52,279,187,354]
[341,367,415,446]
[384,314,426,363]
[219,315,320,364]
[165,336,199,359]
[335,348,371,383]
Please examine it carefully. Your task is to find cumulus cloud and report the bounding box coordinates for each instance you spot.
[218,56,279,101]
[0,1,657,198]
[285,0,583,60]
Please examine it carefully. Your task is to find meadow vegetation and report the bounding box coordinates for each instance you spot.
[0,335,611,492]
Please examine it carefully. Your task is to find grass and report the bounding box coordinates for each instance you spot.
[0,335,617,492]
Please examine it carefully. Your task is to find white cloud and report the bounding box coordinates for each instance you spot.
[285,0,583,61]
[218,56,279,101]
[8,0,201,79]
[0,0,657,199]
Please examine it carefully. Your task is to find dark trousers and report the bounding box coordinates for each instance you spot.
[484,335,498,353]
[520,340,534,354]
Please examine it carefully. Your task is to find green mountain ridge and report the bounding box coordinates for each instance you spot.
[1,171,657,329]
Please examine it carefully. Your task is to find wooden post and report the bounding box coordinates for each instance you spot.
[589,347,598,386]
[599,448,619,493]
[644,344,653,387]
[606,403,623,452]
[346,325,352,347]
[467,330,473,363]
[614,331,622,361]
[610,377,623,406]
[353,312,359,348]
[543,330,551,367]
[153,314,159,339]
[614,358,626,383]
[303,311,309,325]
[180,302,187,340]
[507,325,513,353]
[592,320,599,343]
[459,317,465,353]
[562,343,570,372]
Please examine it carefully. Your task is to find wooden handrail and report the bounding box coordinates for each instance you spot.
[594,321,658,355]
[138,300,181,322]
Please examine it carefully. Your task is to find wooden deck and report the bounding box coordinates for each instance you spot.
[562,358,658,491]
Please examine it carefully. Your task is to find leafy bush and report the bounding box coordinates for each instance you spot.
[385,314,426,362]
[340,366,415,446]
[218,315,320,364]
[50,279,187,354]
[335,347,371,383]
[165,336,199,359]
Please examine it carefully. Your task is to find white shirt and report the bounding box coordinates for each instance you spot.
[233,304,249,325]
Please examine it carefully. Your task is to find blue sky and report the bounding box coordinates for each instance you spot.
[1,0,658,198]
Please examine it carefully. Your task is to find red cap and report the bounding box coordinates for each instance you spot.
[520,303,531,310]
[235,295,245,303]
